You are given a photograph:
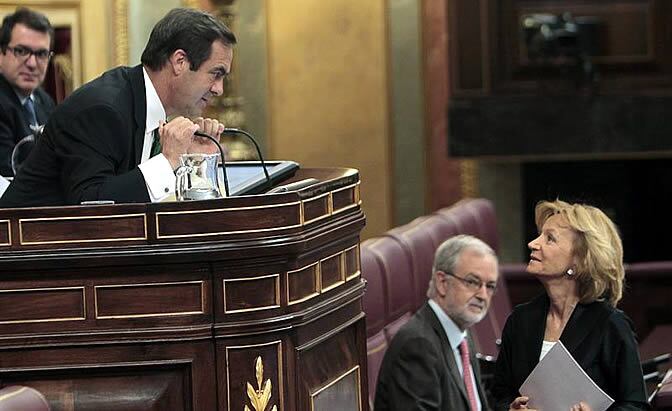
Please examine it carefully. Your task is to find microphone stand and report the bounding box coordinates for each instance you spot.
[221,128,272,192]
[193,128,271,197]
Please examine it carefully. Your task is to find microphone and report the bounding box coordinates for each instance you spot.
[221,128,272,192]
[11,125,44,175]
[194,128,271,197]
[267,178,319,194]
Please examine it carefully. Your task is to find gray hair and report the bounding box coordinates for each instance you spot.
[427,235,497,298]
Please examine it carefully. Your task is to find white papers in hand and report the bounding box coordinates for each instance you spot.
[519,340,614,411]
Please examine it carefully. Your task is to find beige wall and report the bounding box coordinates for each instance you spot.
[265,0,392,238]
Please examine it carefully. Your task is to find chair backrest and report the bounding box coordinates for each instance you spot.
[361,239,388,339]
[365,236,416,335]
[0,386,50,411]
[386,223,437,311]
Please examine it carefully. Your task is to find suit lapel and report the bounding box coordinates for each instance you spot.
[422,304,471,407]
[33,92,49,125]
[0,75,32,132]
[129,65,148,165]
[560,301,611,354]
[523,295,550,374]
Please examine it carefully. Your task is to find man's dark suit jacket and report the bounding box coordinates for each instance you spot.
[374,302,489,411]
[0,65,150,207]
[0,73,55,176]
[492,294,650,411]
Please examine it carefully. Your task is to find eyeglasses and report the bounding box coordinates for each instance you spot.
[441,271,498,295]
[5,45,53,63]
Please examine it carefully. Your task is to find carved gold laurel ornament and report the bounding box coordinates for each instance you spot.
[244,356,277,411]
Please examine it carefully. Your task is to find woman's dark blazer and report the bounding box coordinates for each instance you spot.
[492,294,650,411]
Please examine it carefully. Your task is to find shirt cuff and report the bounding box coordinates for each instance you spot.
[138,154,175,202]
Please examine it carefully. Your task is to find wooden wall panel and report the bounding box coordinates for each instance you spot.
[448,0,672,95]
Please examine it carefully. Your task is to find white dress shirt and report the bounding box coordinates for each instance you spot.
[428,299,483,411]
[137,67,175,202]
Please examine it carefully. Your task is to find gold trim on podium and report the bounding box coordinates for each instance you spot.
[0,219,10,246]
[331,182,361,215]
[344,245,361,281]
[94,280,205,319]
[0,286,86,325]
[18,213,148,245]
[320,249,346,293]
[301,192,331,225]
[285,243,360,305]
[286,262,320,306]
[225,340,284,411]
[223,274,281,314]
[243,356,278,411]
[155,202,302,239]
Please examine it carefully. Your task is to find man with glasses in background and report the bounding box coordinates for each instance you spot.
[0,7,55,176]
[375,235,499,411]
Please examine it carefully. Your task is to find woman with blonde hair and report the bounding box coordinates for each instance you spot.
[492,200,649,411]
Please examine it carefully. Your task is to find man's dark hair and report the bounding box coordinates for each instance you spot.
[141,8,236,72]
[0,7,54,51]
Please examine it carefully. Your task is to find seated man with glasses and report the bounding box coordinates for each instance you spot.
[375,234,499,411]
[0,7,55,177]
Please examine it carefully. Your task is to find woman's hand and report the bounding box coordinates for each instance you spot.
[509,396,537,410]
[570,401,592,411]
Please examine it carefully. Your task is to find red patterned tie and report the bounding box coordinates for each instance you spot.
[459,339,479,411]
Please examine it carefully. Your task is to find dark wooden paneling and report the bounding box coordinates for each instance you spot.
[514,1,654,65]
[449,95,672,157]
[156,203,301,238]
[303,194,329,223]
[219,340,283,411]
[448,0,672,96]
[0,342,216,411]
[13,368,190,411]
[288,264,319,305]
[95,281,204,318]
[0,219,10,247]
[0,287,84,323]
[19,214,147,245]
[223,275,280,313]
[296,322,365,411]
[320,254,343,291]
[333,186,357,214]
[344,246,360,280]
[451,0,486,91]
[0,168,367,410]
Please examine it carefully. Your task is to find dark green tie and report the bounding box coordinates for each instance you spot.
[150,128,161,157]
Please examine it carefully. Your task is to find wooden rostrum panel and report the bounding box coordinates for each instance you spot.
[0,167,369,411]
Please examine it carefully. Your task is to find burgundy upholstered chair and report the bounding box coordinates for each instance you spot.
[386,222,438,311]
[436,200,481,239]
[365,236,415,341]
[360,239,390,405]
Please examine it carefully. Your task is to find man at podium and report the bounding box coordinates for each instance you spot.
[0,8,235,208]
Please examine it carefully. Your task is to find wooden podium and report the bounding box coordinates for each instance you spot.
[0,168,367,411]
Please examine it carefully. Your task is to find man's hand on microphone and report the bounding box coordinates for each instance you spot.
[159,116,199,170]
[189,117,225,155]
